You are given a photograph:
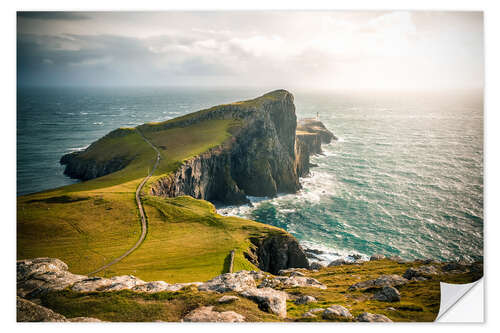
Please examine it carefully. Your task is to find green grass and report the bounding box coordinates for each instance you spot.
[96,196,283,282]
[17,114,285,281]
[40,287,281,322]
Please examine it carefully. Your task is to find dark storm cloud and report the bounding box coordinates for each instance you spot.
[17,33,241,86]
[17,12,91,21]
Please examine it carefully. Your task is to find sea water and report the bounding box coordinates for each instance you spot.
[17,87,483,263]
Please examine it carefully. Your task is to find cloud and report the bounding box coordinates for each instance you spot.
[16,11,483,90]
[17,12,91,21]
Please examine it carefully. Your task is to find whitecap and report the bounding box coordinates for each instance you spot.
[66,145,89,152]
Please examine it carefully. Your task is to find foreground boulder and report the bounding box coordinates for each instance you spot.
[17,297,102,322]
[403,265,439,280]
[17,297,68,322]
[182,306,245,322]
[240,288,288,318]
[322,305,353,320]
[373,286,401,302]
[348,274,408,291]
[356,312,393,322]
[17,258,87,298]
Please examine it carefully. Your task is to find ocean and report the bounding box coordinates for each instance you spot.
[17,87,483,263]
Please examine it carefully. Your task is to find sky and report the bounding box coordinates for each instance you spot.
[17,11,484,91]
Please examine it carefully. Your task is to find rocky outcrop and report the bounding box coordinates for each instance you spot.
[294,119,336,177]
[245,234,309,274]
[17,297,68,322]
[182,306,245,322]
[17,258,87,298]
[297,119,337,144]
[323,305,353,320]
[258,275,326,290]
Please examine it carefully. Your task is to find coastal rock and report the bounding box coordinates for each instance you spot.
[373,286,401,302]
[297,119,337,144]
[348,274,409,291]
[322,305,353,320]
[17,296,68,322]
[328,259,347,267]
[295,295,317,305]
[245,234,309,274]
[72,275,146,293]
[309,262,325,270]
[356,312,393,322]
[370,254,385,261]
[182,306,245,322]
[17,258,87,298]
[442,262,468,272]
[240,287,288,318]
[403,265,439,280]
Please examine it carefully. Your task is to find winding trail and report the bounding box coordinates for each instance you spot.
[87,129,161,276]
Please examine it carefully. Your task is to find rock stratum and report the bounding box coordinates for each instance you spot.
[60,90,336,205]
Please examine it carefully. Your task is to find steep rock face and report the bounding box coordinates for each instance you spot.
[149,90,301,203]
[294,119,336,177]
[297,119,337,144]
[245,234,310,274]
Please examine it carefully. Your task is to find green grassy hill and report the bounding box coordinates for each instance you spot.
[17,105,285,282]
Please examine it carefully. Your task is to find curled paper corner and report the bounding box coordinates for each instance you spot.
[436,278,484,322]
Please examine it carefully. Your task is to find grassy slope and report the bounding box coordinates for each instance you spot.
[39,259,481,322]
[17,115,278,280]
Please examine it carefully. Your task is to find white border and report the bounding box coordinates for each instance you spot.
[3,0,498,332]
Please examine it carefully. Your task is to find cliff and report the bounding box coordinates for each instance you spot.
[60,90,335,205]
[146,90,301,204]
[295,118,336,177]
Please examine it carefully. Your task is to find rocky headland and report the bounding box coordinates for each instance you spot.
[60,90,336,205]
